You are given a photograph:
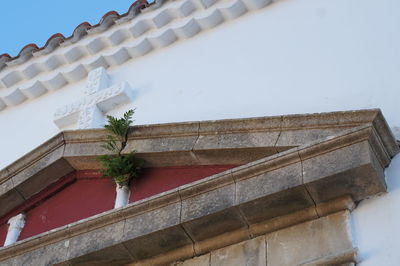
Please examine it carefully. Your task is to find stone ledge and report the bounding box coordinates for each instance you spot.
[0,197,355,266]
[1,109,397,219]
[266,210,356,266]
[139,210,356,266]
[0,117,395,264]
[0,109,398,263]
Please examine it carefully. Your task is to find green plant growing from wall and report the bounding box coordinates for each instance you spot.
[98,109,144,187]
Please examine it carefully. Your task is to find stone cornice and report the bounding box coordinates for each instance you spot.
[0,112,394,263]
[0,109,398,219]
[0,0,273,112]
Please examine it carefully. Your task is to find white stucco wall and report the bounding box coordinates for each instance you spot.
[0,0,399,264]
[352,154,400,266]
[1,0,399,168]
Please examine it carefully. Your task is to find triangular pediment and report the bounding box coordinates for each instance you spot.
[0,109,398,265]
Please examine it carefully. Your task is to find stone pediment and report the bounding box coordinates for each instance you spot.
[0,109,398,265]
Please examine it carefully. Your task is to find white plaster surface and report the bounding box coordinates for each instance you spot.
[0,0,399,263]
[352,154,400,266]
[1,0,399,169]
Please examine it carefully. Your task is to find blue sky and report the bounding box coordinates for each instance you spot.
[0,0,139,56]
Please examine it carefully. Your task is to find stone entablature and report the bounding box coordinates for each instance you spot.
[0,109,397,217]
[0,109,398,265]
[0,0,273,112]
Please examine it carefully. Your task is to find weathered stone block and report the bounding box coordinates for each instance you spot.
[63,155,101,170]
[181,180,247,243]
[131,122,199,139]
[281,112,338,129]
[0,177,13,196]
[194,117,282,165]
[138,150,199,167]
[131,244,195,266]
[123,202,181,239]
[0,167,10,185]
[370,110,400,158]
[65,137,199,168]
[12,240,69,266]
[174,253,210,266]
[235,161,314,224]
[0,257,14,266]
[0,189,25,218]
[183,208,248,248]
[0,177,22,217]
[193,148,277,166]
[122,202,193,261]
[123,226,193,261]
[15,158,74,200]
[334,109,378,126]
[299,248,358,266]
[302,141,386,202]
[302,141,370,183]
[193,130,279,165]
[12,145,66,188]
[182,208,248,244]
[67,220,125,260]
[266,211,354,266]
[126,136,198,154]
[231,148,300,181]
[6,133,65,176]
[249,207,318,237]
[68,243,133,265]
[315,196,355,217]
[7,143,75,203]
[235,162,303,204]
[181,182,235,222]
[63,142,104,157]
[276,128,345,147]
[238,186,315,225]
[194,132,280,151]
[210,235,266,266]
[193,227,250,255]
[197,116,281,134]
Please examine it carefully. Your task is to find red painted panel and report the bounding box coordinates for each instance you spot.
[0,165,237,244]
[0,174,76,227]
[0,223,7,246]
[130,165,236,202]
[19,176,115,240]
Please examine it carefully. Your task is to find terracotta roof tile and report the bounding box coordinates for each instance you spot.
[0,0,150,69]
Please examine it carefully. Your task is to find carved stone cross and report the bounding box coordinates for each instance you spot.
[53,67,134,129]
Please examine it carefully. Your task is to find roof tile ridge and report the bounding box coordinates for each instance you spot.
[0,0,274,113]
[0,0,151,70]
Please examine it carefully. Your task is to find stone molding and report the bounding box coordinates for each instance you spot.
[0,109,398,264]
[170,211,357,266]
[0,180,355,264]
[0,164,354,262]
[0,0,273,112]
[0,109,398,217]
